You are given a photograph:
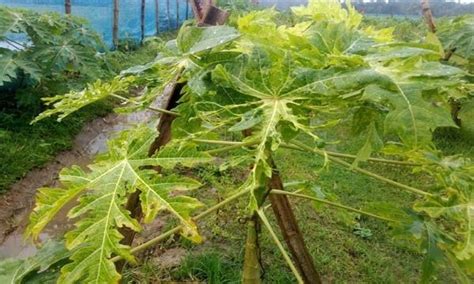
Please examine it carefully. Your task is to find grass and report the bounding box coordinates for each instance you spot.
[123,125,472,283]
[0,41,161,192]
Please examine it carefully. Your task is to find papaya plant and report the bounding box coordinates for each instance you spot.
[0,6,113,109]
[3,1,473,283]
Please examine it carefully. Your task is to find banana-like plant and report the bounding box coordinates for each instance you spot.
[2,1,472,283]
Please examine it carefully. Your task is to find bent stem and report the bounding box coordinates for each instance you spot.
[257,209,304,284]
[270,190,398,223]
[289,141,433,197]
[111,188,251,262]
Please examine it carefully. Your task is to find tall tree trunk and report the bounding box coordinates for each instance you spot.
[65,0,71,14]
[155,0,160,35]
[167,0,171,30]
[421,0,436,33]
[176,0,180,28]
[141,0,146,43]
[113,0,120,48]
[268,159,322,284]
[242,214,262,284]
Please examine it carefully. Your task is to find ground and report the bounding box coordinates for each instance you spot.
[122,127,473,283]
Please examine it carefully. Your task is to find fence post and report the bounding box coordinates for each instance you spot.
[167,0,171,30]
[113,0,120,48]
[155,0,160,34]
[176,0,180,28]
[141,0,146,43]
[65,0,71,14]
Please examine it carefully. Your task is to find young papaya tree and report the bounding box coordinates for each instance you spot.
[3,1,472,283]
[0,6,111,110]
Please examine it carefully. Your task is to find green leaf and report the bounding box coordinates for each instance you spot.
[353,122,383,166]
[32,76,136,123]
[291,0,362,29]
[0,52,18,86]
[27,126,211,283]
[177,25,240,55]
[0,240,70,284]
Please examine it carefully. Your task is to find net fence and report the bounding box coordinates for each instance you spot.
[0,0,194,44]
[1,0,472,45]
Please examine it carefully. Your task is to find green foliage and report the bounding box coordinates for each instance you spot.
[437,15,474,72]
[0,241,69,283]
[0,6,106,87]
[27,0,473,282]
[0,39,159,192]
[26,126,211,283]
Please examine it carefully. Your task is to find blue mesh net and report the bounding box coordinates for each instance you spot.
[0,0,193,44]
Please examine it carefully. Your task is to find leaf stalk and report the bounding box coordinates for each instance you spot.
[110,188,250,262]
[256,209,304,284]
[270,190,398,223]
[288,141,433,197]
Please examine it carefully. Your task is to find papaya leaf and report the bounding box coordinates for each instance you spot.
[0,52,19,86]
[32,76,136,123]
[0,240,70,284]
[27,126,211,283]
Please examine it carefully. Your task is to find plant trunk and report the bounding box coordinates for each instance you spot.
[421,0,436,33]
[141,0,146,43]
[242,214,262,284]
[116,79,184,272]
[268,159,322,284]
[65,0,71,14]
[155,0,160,35]
[113,0,120,48]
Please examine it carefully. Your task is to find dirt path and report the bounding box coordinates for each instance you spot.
[0,110,157,259]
